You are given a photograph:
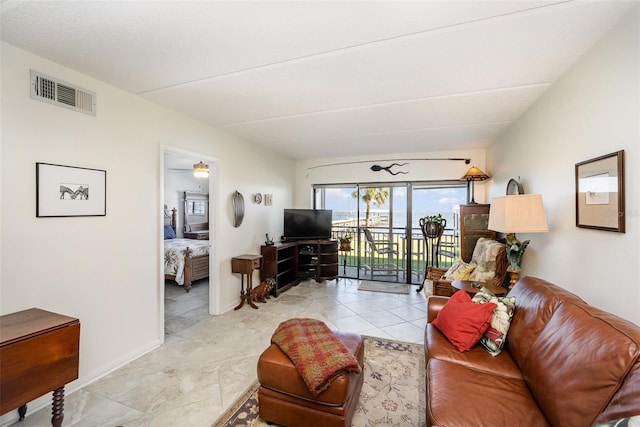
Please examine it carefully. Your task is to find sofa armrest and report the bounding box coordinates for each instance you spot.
[427,296,450,323]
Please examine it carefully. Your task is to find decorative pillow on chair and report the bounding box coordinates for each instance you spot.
[472,287,516,356]
[164,225,176,240]
[594,415,640,427]
[468,238,505,283]
[442,258,477,280]
[432,290,497,352]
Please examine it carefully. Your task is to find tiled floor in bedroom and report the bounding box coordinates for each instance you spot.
[13,278,428,427]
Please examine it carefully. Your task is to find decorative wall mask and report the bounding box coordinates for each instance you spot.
[232,191,245,228]
[370,163,408,175]
[307,157,471,171]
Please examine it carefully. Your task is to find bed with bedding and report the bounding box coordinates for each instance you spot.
[164,208,210,292]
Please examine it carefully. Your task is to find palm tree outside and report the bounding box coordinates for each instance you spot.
[352,187,390,226]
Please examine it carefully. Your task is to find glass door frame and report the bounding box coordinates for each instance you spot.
[355,183,407,283]
[313,180,465,285]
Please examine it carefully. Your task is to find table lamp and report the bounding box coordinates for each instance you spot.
[488,194,549,287]
[461,166,490,204]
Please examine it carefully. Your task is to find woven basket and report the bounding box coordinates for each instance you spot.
[433,281,454,297]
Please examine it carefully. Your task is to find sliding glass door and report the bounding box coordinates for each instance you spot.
[315,181,465,286]
[411,183,466,278]
[356,184,405,283]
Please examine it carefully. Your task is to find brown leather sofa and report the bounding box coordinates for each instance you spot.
[425,276,640,426]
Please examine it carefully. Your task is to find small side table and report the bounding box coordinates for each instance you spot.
[451,280,507,297]
[232,254,262,310]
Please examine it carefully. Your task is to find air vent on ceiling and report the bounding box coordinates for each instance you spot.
[30,70,96,116]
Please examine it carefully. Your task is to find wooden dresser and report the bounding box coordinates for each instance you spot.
[0,308,80,427]
[183,230,209,240]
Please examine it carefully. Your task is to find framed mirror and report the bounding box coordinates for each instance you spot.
[575,150,625,233]
[232,191,245,228]
[184,191,209,231]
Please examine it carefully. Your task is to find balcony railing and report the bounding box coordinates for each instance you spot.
[332,225,459,284]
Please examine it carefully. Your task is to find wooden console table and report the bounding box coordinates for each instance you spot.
[0,308,80,427]
[232,254,262,310]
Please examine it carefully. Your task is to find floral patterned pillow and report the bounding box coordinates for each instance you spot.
[468,238,505,283]
[472,287,516,356]
[594,416,640,426]
[442,258,477,280]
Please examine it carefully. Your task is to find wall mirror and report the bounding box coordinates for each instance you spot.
[232,191,244,228]
[575,150,625,233]
[184,191,209,231]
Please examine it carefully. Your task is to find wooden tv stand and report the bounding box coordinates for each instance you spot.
[260,240,338,296]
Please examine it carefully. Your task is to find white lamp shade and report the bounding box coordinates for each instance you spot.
[488,194,549,233]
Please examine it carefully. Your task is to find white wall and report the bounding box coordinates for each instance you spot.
[0,41,295,421]
[294,149,489,208]
[487,7,639,325]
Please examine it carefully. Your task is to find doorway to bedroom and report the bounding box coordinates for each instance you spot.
[162,149,214,338]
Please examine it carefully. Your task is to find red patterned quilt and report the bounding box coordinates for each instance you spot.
[271,318,361,395]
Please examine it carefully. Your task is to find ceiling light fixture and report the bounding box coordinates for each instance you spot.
[193,161,209,178]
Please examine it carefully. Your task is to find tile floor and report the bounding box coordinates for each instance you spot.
[12,278,428,427]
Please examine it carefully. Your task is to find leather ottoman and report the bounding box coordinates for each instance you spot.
[257,331,364,427]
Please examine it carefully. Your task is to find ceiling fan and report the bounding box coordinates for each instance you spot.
[165,154,210,178]
[167,162,209,178]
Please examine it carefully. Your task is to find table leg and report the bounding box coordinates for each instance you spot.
[18,404,27,420]
[417,239,430,293]
[234,275,246,310]
[51,386,64,427]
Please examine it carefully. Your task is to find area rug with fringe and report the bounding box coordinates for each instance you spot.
[357,280,410,294]
[212,336,425,427]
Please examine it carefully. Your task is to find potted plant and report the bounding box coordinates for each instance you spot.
[338,234,352,252]
[422,214,447,238]
[423,213,442,223]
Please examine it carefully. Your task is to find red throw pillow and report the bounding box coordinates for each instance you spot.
[432,290,497,352]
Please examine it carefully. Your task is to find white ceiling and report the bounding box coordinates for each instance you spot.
[1,1,636,160]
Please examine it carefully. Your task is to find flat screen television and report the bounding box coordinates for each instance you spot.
[283,209,332,241]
